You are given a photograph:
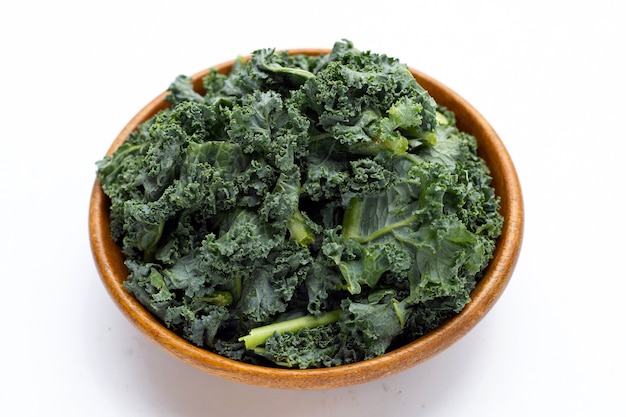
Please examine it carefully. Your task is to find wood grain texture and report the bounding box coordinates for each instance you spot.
[89,49,523,390]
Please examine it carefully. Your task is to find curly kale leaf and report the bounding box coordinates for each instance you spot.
[295,42,437,157]
[167,75,204,105]
[220,49,321,100]
[256,290,411,368]
[226,89,310,172]
[261,323,344,369]
[339,290,411,360]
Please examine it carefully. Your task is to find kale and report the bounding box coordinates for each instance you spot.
[96,40,503,368]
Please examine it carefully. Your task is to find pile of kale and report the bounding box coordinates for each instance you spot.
[96,40,503,368]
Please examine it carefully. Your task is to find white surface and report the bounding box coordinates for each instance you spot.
[1,1,624,415]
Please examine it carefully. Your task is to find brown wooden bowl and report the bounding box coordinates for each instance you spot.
[89,49,523,390]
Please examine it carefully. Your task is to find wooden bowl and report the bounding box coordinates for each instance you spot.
[89,49,523,390]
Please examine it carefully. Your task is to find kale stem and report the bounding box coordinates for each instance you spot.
[342,197,362,241]
[354,216,414,243]
[356,216,416,243]
[287,210,315,246]
[232,275,242,301]
[402,152,422,165]
[343,197,415,243]
[239,309,341,350]
[197,291,234,307]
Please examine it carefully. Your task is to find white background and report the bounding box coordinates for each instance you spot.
[1,1,624,415]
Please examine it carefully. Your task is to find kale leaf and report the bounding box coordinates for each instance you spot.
[96,40,503,368]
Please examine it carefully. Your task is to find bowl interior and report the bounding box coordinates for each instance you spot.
[89,49,523,390]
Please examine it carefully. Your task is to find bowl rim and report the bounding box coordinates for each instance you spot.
[89,48,524,390]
